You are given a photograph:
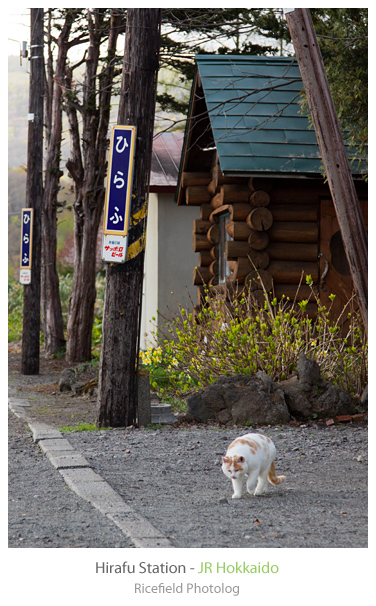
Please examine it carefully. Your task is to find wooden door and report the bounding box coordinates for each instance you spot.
[319,197,368,321]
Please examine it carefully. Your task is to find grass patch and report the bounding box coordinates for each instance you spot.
[145,423,169,430]
[59,422,110,433]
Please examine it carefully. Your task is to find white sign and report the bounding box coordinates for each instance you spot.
[102,234,128,263]
[19,269,31,284]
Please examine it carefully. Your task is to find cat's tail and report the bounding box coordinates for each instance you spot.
[267,460,286,486]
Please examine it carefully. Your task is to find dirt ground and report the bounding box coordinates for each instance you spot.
[8,349,100,429]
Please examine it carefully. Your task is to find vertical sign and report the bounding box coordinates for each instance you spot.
[102,125,137,263]
[19,208,33,284]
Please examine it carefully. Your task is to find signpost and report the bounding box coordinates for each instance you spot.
[20,208,33,284]
[102,125,137,263]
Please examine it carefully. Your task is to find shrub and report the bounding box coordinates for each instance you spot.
[59,272,73,326]
[138,346,195,410]
[156,278,367,399]
[8,278,24,342]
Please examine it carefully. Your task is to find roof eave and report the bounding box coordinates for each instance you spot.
[175,66,200,206]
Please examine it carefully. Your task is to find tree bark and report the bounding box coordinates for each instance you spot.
[41,11,73,357]
[22,8,44,375]
[97,9,161,427]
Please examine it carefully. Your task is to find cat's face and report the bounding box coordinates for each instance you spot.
[222,455,247,479]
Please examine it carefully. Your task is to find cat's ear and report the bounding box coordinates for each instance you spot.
[222,456,229,463]
[237,456,245,463]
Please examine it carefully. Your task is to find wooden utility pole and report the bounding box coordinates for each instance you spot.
[284,8,368,333]
[21,8,44,374]
[96,9,161,427]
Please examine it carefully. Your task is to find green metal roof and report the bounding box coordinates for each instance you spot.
[194,54,363,176]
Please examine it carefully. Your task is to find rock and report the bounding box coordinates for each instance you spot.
[360,384,368,410]
[187,374,290,426]
[280,353,356,420]
[296,353,321,385]
[58,368,75,392]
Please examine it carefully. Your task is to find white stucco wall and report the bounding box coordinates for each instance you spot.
[141,193,159,349]
[140,192,198,349]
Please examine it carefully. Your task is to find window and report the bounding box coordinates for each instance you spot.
[218,211,231,284]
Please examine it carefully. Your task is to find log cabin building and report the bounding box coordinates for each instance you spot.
[175,55,367,320]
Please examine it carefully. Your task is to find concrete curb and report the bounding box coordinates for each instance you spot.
[8,397,173,549]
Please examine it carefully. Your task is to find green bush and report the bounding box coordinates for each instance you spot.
[8,279,24,342]
[138,346,195,410]
[156,279,367,399]
[59,272,73,326]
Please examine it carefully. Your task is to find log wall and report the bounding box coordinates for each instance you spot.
[187,157,320,306]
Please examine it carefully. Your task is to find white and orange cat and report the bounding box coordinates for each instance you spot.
[222,433,286,498]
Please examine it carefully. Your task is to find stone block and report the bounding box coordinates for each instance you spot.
[46,451,91,469]
[39,438,74,453]
[151,403,176,424]
[29,422,64,442]
[137,370,151,426]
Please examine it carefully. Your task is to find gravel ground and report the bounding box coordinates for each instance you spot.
[8,412,135,548]
[8,353,368,549]
[66,422,368,548]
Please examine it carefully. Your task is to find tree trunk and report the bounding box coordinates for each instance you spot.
[65,10,122,363]
[21,8,44,375]
[65,172,107,364]
[41,12,72,357]
[97,9,161,427]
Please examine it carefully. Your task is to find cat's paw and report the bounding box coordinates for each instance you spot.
[232,493,242,499]
[253,489,266,496]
